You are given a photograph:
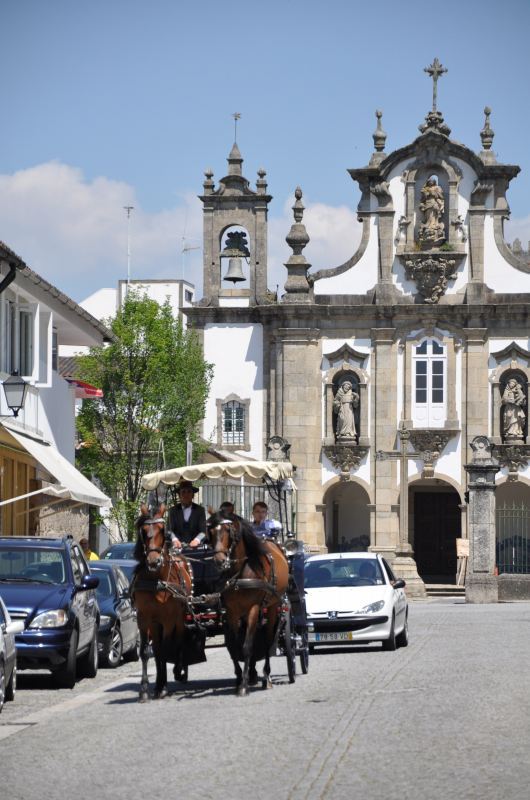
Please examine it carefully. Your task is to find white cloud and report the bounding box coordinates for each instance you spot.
[0,162,203,300]
[0,162,362,304]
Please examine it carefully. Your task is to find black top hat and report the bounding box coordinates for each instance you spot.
[177,480,199,495]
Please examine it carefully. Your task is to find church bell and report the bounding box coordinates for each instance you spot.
[223,257,246,283]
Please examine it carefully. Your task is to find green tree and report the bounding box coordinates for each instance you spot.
[75,290,213,538]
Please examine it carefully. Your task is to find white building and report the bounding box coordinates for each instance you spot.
[0,240,111,539]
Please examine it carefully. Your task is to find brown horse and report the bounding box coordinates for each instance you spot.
[208,513,289,697]
[132,503,193,702]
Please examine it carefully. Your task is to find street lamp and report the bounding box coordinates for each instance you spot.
[2,371,28,417]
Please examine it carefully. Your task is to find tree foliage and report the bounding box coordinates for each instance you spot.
[75,290,212,538]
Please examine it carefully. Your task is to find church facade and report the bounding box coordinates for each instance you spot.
[189,62,530,597]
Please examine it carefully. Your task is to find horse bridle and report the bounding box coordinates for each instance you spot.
[142,517,166,571]
[211,519,241,571]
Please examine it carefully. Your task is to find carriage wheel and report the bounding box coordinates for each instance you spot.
[299,630,309,675]
[283,609,296,684]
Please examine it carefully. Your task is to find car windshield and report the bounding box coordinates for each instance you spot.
[304,558,385,588]
[91,570,114,600]
[0,546,67,584]
[102,543,135,559]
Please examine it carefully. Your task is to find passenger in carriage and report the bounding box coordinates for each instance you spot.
[251,501,282,538]
[167,480,207,549]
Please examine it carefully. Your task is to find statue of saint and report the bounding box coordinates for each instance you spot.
[419,177,445,244]
[333,380,359,440]
[501,378,526,441]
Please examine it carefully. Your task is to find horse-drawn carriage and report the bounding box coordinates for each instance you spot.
[134,460,309,698]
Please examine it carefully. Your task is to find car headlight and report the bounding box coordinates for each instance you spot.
[355,600,385,614]
[29,609,68,628]
[99,615,112,626]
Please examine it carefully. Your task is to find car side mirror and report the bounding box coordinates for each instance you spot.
[393,579,406,590]
[6,620,25,635]
[77,575,99,591]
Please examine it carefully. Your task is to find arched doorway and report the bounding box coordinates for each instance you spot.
[323,481,370,552]
[496,481,530,574]
[410,481,461,583]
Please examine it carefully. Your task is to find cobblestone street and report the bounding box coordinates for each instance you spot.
[1,600,530,800]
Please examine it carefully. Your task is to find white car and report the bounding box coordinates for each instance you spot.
[304,552,408,650]
[0,594,24,712]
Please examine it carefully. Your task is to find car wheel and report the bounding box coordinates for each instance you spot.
[0,661,5,713]
[5,664,16,702]
[79,630,99,679]
[382,613,397,651]
[396,612,409,648]
[53,630,78,689]
[123,632,140,663]
[104,626,123,668]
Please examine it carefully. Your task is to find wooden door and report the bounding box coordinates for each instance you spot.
[414,491,460,581]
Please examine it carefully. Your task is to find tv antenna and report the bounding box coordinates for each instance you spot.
[124,205,134,289]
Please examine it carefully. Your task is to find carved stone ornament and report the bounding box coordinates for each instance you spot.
[408,429,456,478]
[323,444,369,480]
[404,254,457,303]
[495,444,530,481]
[267,435,291,462]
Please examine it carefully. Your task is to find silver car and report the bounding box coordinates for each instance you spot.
[0,594,24,712]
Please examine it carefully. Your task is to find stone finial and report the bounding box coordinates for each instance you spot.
[480,106,495,150]
[372,110,387,152]
[203,168,214,193]
[227,141,243,176]
[283,187,312,303]
[256,167,267,194]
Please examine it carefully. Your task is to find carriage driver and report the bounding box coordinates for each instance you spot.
[167,480,207,549]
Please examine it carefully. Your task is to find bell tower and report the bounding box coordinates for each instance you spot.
[199,141,272,306]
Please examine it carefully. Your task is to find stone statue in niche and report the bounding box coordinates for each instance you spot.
[333,380,359,441]
[501,378,527,442]
[418,177,445,245]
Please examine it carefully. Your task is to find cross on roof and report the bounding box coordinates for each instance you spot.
[424,58,447,112]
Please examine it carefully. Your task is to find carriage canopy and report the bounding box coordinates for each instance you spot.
[141,460,294,491]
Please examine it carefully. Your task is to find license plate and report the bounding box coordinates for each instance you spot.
[315,631,354,642]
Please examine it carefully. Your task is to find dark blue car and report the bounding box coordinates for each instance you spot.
[0,536,100,688]
[89,561,139,668]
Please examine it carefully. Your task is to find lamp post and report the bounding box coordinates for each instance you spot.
[2,371,28,417]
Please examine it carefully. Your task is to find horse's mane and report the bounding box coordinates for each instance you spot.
[209,513,269,574]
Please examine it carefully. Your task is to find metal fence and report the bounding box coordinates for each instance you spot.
[496,501,530,574]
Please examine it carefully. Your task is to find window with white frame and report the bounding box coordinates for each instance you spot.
[412,338,446,427]
[0,296,35,378]
[222,400,245,445]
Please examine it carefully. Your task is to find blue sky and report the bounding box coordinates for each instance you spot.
[1,0,529,301]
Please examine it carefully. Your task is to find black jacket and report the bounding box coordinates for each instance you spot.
[168,503,207,544]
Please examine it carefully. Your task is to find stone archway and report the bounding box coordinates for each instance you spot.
[323,481,371,552]
[410,480,461,583]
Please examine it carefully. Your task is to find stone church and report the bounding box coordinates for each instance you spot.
[188,61,530,599]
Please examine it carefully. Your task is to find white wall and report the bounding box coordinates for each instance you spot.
[203,323,264,459]
[314,216,379,295]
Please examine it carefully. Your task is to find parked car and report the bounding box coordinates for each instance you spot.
[100,559,138,584]
[0,594,24,712]
[304,552,408,651]
[89,561,139,667]
[100,542,136,560]
[0,536,100,688]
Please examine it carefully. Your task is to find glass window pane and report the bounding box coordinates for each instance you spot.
[432,375,444,389]
[432,361,443,374]
[416,389,427,403]
[416,375,427,389]
[432,341,444,354]
[416,360,427,374]
[432,389,444,403]
[416,341,428,354]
